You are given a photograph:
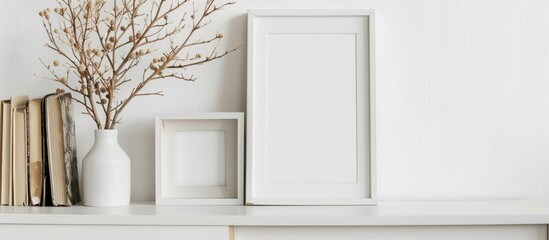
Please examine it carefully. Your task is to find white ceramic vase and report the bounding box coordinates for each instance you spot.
[82,129,131,206]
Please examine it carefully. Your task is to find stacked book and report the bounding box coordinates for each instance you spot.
[0,93,81,206]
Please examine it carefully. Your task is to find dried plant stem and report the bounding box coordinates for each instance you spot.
[39,0,236,129]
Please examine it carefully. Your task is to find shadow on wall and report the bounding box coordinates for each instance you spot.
[215,13,247,112]
[118,117,156,202]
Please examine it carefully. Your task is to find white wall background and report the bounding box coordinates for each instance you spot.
[1,0,548,202]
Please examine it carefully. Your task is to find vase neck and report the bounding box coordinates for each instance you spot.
[94,129,119,144]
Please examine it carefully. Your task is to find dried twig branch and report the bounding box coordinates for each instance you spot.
[39,0,236,129]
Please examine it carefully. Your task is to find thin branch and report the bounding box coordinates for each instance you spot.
[39,0,237,129]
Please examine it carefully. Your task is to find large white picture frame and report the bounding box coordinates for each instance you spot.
[246,10,376,205]
[156,113,244,205]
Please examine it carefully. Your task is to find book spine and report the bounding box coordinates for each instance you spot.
[59,93,81,205]
[0,102,2,205]
[25,103,31,205]
[0,101,10,206]
[41,95,53,206]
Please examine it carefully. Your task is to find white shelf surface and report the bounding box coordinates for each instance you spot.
[1,200,549,226]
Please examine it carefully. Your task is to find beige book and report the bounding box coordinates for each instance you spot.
[8,96,28,206]
[44,94,67,206]
[58,93,80,205]
[0,102,3,203]
[27,99,43,206]
[12,106,28,206]
[0,100,10,205]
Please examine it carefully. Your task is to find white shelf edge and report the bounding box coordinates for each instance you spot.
[0,200,548,226]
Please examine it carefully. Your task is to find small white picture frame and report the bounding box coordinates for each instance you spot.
[247,10,376,205]
[155,113,244,205]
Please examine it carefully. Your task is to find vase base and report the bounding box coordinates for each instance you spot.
[83,201,131,207]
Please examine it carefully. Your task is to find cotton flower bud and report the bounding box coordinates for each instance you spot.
[78,64,86,73]
[69,38,76,45]
[94,61,100,68]
[109,36,116,42]
[94,82,100,89]
[106,93,111,99]
[59,8,65,16]
[114,6,119,12]
[54,29,59,34]
[56,88,65,94]
[139,49,146,55]
[129,52,137,59]
[100,99,107,104]
[39,11,44,17]
[136,32,142,38]
[100,87,107,93]
[196,53,202,58]
[106,43,113,50]
[150,65,158,71]
[120,26,126,31]
[147,49,152,54]
[59,77,67,85]
[129,35,134,41]
[110,25,115,31]
[45,14,50,20]
[160,56,167,62]
[109,19,115,25]
[97,51,104,57]
[152,58,158,63]
[53,60,60,67]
